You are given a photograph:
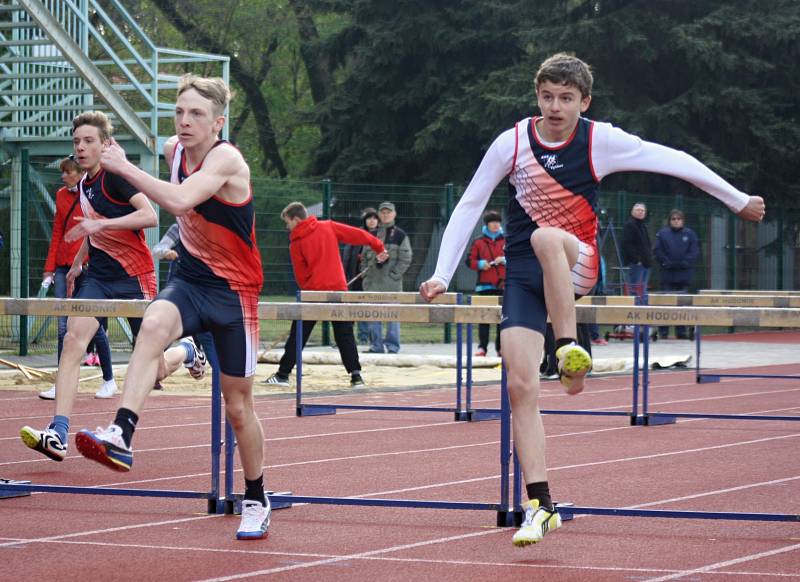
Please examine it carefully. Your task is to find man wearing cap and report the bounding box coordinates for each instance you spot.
[361,201,413,353]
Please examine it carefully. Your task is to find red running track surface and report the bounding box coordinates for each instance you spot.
[1,365,799,581]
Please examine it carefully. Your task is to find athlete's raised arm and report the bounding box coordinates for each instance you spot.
[592,123,764,221]
[426,128,516,293]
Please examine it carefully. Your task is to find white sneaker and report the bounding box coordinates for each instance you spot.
[236,498,272,540]
[94,379,118,399]
[39,386,56,400]
[512,499,562,546]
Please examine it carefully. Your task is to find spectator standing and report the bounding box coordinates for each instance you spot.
[361,201,413,353]
[466,210,505,356]
[40,155,116,400]
[341,207,380,344]
[653,209,699,339]
[263,202,387,387]
[621,202,652,299]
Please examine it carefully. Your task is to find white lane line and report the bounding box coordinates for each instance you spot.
[49,426,800,499]
[643,542,800,581]
[628,475,800,509]
[0,514,220,549]
[2,537,796,578]
[196,529,505,580]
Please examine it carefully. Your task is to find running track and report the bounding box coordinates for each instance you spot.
[1,365,799,581]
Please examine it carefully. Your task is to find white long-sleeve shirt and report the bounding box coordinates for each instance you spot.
[431,117,750,289]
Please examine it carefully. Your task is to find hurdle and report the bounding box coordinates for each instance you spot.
[102,298,800,528]
[466,294,640,422]
[293,291,472,420]
[0,298,297,515]
[642,294,800,423]
[0,298,232,510]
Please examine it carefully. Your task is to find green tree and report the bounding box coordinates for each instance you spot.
[316,0,800,211]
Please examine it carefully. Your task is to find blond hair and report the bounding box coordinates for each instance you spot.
[535,53,593,98]
[72,111,113,141]
[177,74,230,117]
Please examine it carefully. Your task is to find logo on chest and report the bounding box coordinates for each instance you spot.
[539,154,564,171]
[84,186,95,200]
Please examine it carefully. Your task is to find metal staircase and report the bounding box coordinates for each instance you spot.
[1,0,229,162]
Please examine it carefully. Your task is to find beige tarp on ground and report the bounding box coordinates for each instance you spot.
[1,352,691,396]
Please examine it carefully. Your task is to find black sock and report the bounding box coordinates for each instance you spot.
[555,337,577,351]
[244,474,266,506]
[113,407,139,448]
[526,481,553,511]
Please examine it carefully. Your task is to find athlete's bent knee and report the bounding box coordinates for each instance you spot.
[506,375,539,403]
[137,316,174,350]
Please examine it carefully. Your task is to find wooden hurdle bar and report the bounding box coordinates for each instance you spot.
[296,291,469,419]
[700,289,800,296]
[2,297,800,525]
[648,293,800,383]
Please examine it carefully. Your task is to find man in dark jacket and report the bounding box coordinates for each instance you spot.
[263,202,388,388]
[653,209,699,339]
[467,210,505,356]
[621,202,652,299]
[361,201,413,353]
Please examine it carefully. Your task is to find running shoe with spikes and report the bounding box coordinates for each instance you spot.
[181,336,207,380]
[512,499,562,546]
[20,426,67,462]
[237,497,272,540]
[75,424,132,472]
[555,341,592,395]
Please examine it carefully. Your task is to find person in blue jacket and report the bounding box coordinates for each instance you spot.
[653,209,699,339]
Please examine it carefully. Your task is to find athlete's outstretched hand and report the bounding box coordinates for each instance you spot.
[419,279,446,303]
[100,137,130,175]
[64,216,104,242]
[737,196,766,222]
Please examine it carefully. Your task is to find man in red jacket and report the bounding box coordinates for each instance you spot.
[263,201,388,388]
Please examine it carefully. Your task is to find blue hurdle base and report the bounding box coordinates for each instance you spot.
[454,411,470,421]
[297,405,337,417]
[0,479,31,499]
[468,409,502,422]
[697,374,721,383]
[633,415,677,426]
